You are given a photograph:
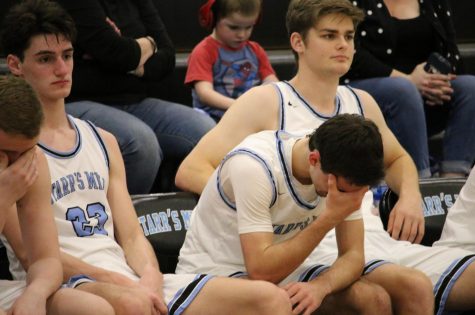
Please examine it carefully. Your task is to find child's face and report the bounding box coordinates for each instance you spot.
[213,12,259,48]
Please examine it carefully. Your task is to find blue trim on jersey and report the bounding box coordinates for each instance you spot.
[282,81,341,119]
[434,254,475,315]
[217,149,278,210]
[168,274,213,315]
[38,115,82,159]
[363,259,391,275]
[343,85,365,117]
[85,120,110,169]
[276,131,319,210]
[298,264,329,282]
[272,83,285,130]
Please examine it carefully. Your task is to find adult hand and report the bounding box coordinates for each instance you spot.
[321,174,369,226]
[0,148,38,210]
[138,265,168,315]
[408,63,453,105]
[387,193,424,243]
[8,289,46,315]
[282,281,329,315]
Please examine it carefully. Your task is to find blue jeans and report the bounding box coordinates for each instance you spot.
[66,98,216,194]
[349,75,475,176]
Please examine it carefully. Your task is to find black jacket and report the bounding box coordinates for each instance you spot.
[56,0,175,104]
[342,0,464,83]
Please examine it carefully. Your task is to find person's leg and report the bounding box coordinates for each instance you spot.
[47,288,115,315]
[120,98,216,161]
[350,77,431,177]
[279,259,391,315]
[182,277,292,315]
[388,240,475,314]
[445,262,475,311]
[77,281,157,315]
[431,75,475,176]
[364,264,434,315]
[316,278,392,315]
[66,101,161,194]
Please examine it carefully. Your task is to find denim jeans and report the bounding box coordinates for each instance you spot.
[66,98,216,194]
[349,75,475,176]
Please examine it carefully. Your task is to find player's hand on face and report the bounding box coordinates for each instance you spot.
[387,193,425,244]
[282,281,329,315]
[323,174,368,225]
[0,147,38,208]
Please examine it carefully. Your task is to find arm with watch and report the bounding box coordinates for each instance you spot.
[56,0,175,82]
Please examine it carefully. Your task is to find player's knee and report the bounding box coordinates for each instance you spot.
[250,281,292,315]
[94,298,115,315]
[352,280,392,315]
[114,292,150,315]
[397,270,434,312]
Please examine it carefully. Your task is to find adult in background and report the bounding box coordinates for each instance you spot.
[343,0,475,178]
[56,0,216,193]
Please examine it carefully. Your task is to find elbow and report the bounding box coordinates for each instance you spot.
[174,163,190,191]
[346,251,365,276]
[17,252,30,271]
[246,266,281,284]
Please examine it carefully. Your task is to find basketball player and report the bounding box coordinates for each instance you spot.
[0,76,114,315]
[0,1,292,314]
[175,0,475,313]
[435,166,475,251]
[178,114,424,314]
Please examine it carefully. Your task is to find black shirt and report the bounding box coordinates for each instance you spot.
[342,0,464,83]
[56,0,175,105]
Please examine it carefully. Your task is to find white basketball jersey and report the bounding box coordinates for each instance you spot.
[434,167,475,251]
[3,116,136,280]
[177,130,361,278]
[274,81,364,135]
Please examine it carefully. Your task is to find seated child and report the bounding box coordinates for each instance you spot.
[186,0,278,121]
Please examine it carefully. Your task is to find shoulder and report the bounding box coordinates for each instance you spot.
[194,36,219,51]
[97,128,119,150]
[189,37,219,60]
[351,88,383,119]
[215,84,281,139]
[232,84,279,112]
[34,147,51,175]
[246,40,265,50]
[246,41,268,56]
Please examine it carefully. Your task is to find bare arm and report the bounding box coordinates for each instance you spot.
[194,81,235,110]
[100,129,160,277]
[311,218,365,293]
[240,174,367,284]
[175,84,280,193]
[283,218,364,315]
[358,89,424,243]
[12,150,63,314]
[100,129,167,313]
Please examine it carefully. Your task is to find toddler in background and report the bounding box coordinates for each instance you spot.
[186,0,278,121]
